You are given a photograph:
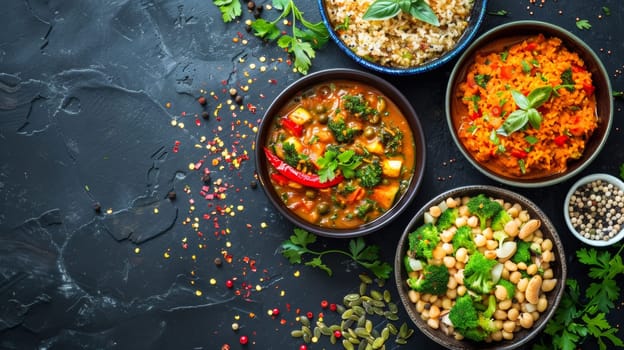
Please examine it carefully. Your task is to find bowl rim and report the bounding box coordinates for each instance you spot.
[255,67,427,238]
[445,20,614,187]
[394,185,567,350]
[317,0,489,75]
[563,173,624,247]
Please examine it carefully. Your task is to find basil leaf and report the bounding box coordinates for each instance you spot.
[408,0,440,26]
[398,0,411,12]
[511,90,530,110]
[527,86,553,108]
[502,109,528,135]
[526,108,542,129]
[363,0,401,20]
[525,135,539,145]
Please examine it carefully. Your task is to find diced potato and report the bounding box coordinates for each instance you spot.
[382,158,403,178]
[288,107,312,125]
[370,183,400,210]
[276,136,303,159]
[364,140,384,155]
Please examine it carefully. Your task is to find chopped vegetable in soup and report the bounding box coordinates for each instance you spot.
[264,81,416,229]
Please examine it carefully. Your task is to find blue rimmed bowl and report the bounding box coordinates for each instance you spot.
[318,0,488,75]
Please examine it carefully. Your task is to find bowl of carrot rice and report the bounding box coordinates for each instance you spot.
[446,21,613,187]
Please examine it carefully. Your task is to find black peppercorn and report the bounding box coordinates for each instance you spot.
[167,191,176,200]
[201,111,210,120]
[93,202,102,213]
[214,257,223,267]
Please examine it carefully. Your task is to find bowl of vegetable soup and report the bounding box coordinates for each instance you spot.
[446,21,613,187]
[255,68,426,237]
[395,185,567,349]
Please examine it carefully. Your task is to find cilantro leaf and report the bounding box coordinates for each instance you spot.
[212,0,242,23]
[576,19,592,30]
[290,227,316,248]
[305,256,333,276]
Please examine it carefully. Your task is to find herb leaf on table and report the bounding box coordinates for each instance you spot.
[212,0,242,23]
[533,245,624,350]
[251,0,329,74]
[281,228,392,279]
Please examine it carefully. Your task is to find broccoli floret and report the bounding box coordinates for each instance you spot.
[408,223,440,261]
[404,256,423,272]
[449,295,497,342]
[464,251,498,294]
[452,225,477,253]
[407,263,449,295]
[328,116,360,143]
[512,240,532,264]
[491,209,512,231]
[436,208,458,231]
[356,161,382,188]
[496,279,516,300]
[466,194,503,230]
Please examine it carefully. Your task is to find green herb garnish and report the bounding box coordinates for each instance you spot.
[560,67,575,91]
[488,9,509,16]
[363,0,440,26]
[212,0,242,22]
[534,245,624,350]
[281,228,393,279]
[576,19,592,30]
[250,0,329,74]
[317,148,362,182]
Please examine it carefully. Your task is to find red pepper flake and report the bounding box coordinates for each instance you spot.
[306,311,314,320]
[268,79,277,84]
[195,118,201,127]
[272,308,280,316]
[226,279,234,288]
[333,330,342,339]
[299,345,308,350]
[198,96,207,105]
[320,300,329,309]
[247,103,257,113]
[329,303,337,312]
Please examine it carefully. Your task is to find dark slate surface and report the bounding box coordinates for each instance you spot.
[0,0,622,349]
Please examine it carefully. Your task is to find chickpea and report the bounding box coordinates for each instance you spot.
[537,297,548,313]
[504,220,520,236]
[515,290,525,303]
[455,247,468,263]
[486,239,498,250]
[446,288,457,300]
[416,300,426,313]
[429,205,442,218]
[447,275,458,289]
[508,206,519,218]
[408,290,420,303]
[474,234,487,247]
[490,331,503,342]
[527,263,539,275]
[541,238,553,252]
[541,278,557,292]
[440,229,454,243]
[509,271,522,284]
[507,308,520,321]
[442,297,453,310]
[446,197,458,208]
[442,243,454,255]
[458,204,470,216]
[517,261,528,270]
[504,260,518,272]
[519,312,534,328]
[457,285,467,296]
[495,309,508,321]
[517,277,529,293]
[482,227,494,240]
[501,268,510,281]
[427,318,440,329]
[542,250,555,263]
[543,268,554,279]
[455,216,467,227]
[518,210,530,222]
[467,216,479,228]
[429,295,438,304]
[502,330,515,340]
[429,305,441,319]
[498,299,512,311]
[503,320,516,333]
[444,256,456,269]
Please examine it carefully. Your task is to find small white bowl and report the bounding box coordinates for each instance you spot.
[564,173,624,247]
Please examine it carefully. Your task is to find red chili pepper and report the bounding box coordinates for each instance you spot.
[469,111,482,120]
[582,83,595,95]
[264,147,343,188]
[571,64,586,73]
[281,117,303,137]
[554,135,569,146]
[511,149,528,159]
[270,172,290,186]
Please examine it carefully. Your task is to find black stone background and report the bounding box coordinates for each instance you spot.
[0,0,623,349]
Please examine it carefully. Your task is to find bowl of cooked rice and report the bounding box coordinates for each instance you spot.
[318,0,488,75]
[446,21,613,187]
[395,185,567,349]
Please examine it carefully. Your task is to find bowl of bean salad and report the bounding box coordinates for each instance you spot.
[394,185,566,350]
[564,173,624,247]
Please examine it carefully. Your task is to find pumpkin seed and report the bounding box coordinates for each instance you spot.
[359,282,368,296]
[370,290,383,301]
[387,302,398,314]
[303,332,311,343]
[383,290,392,303]
[342,309,354,320]
[369,299,385,308]
[395,337,407,345]
[344,293,360,303]
[291,330,303,338]
[336,304,346,314]
[330,334,337,344]
[359,273,373,284]
[302,326,312,337]
[330,324,342,332]
[320,325,332,336]
[372,337,384,349]
[342,319,354,330]
[342,339,355,350]
[357,314,366,327]
[299,315,310,327]
[365,319,373,333]
[352,305,365,316]
[354,327,370,338]
[384,311,399,321]
[358,341,367,350]
[313,326,321,339]
[387,323,398,335]
[381,327,390,341]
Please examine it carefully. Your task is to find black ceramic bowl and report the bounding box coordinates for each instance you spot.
[318,0,487,75]
[255,68,426,238]
[446,20,613,187]
[395,185,567,350]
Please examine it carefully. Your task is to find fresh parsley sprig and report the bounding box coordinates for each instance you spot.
[281,228,393,280]
[316,148,362,182]
[363,0,440,26]
[534,245,624,350]
[251,0,329,74]
[212,0,242,23]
